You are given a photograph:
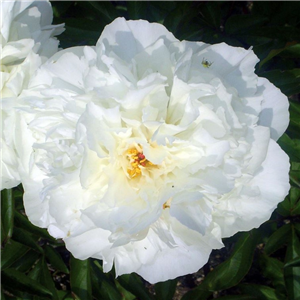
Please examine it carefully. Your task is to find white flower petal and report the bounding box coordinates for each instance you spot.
[97,17,177,62]
[258,77,289,140]
[1,0,64,190]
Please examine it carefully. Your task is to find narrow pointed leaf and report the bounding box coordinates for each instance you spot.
[284,226,300,299]
[127,2,148,20]
[239,284,283,300]
[264,224,291,255]
[1,189,14,239]
[261,69,300,96]
[40,257,59,300]
[214,296,257,300]
[115,280,136,300]
[10,250,40,272]
[85,1,118,23]
[1,218,6,244]
[118,273,154,300]
[2,268,52,298]
[70,256,92,300]
[45,245,69,274]
[258,254,285,294]
[154,279,178,300]
[14,211,56,241]
[1,240,29,269]
[285,257,300,268]
[91,260,122,300]
[12,227,43,253]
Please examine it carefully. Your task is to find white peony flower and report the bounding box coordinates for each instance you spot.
[18,18,289,283]
[0,0,64,189]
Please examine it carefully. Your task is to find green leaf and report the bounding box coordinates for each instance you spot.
[127,1,148,20]
[51,1,73,18]
[57,290,71,300]
[260,69,300,96]
[259,42,298,69]
[118,273,154,300]
[14,211,56,241]
[214,296,257,300]
[84,1,119,23]
[10,249,40,273]
[45,245,69,274]
[12,227,43,253]
[70,256,92,300]
[290,171,300,189]
[1,240,29,269]
[150,0,176,12]
[0,284,5,300]
[277,196,292,217]
[154,279,178,300]
[258,254,285,294]
[40,257,59,300]
[91,260,122,300]
[182,231,259,300]
[1,217,6,244]
[264,224,291,255]
[295,223,300,235]
[290,188,300,215]
[115,280,136,300]
[181,289,211,300]
[278,135,300,164]
[199,2,222,30]
[54,18,103,48]
[285,257,300,268]
[1,189,14,240]
[27,257,59,299]
[288,101,300,141]
[27,257,42,281]
[289,187,300,208]
[284,226,300,300]
[280,44,300,58]
[225,15,268,34]
[239,284,284,300]
[163,4,189,33]
[2,268,52,298]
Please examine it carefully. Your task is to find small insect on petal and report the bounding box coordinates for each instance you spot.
[202,57,213,68]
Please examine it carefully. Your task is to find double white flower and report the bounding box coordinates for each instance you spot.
[1,0,64,189]
[3,17,290,283]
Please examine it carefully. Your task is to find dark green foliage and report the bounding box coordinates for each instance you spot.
[2,1,300,299]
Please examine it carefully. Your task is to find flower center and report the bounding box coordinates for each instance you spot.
[126,147,154,178]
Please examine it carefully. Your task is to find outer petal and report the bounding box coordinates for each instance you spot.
[97,17,177,62]
[213,139,290,237]
[0,139,21,189]
[258,77,289,141]
[65,215,222,284]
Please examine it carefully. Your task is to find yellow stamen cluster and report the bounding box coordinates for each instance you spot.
[126,148,154,178]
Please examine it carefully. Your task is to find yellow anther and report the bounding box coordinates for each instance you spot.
[126,146,155,179]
